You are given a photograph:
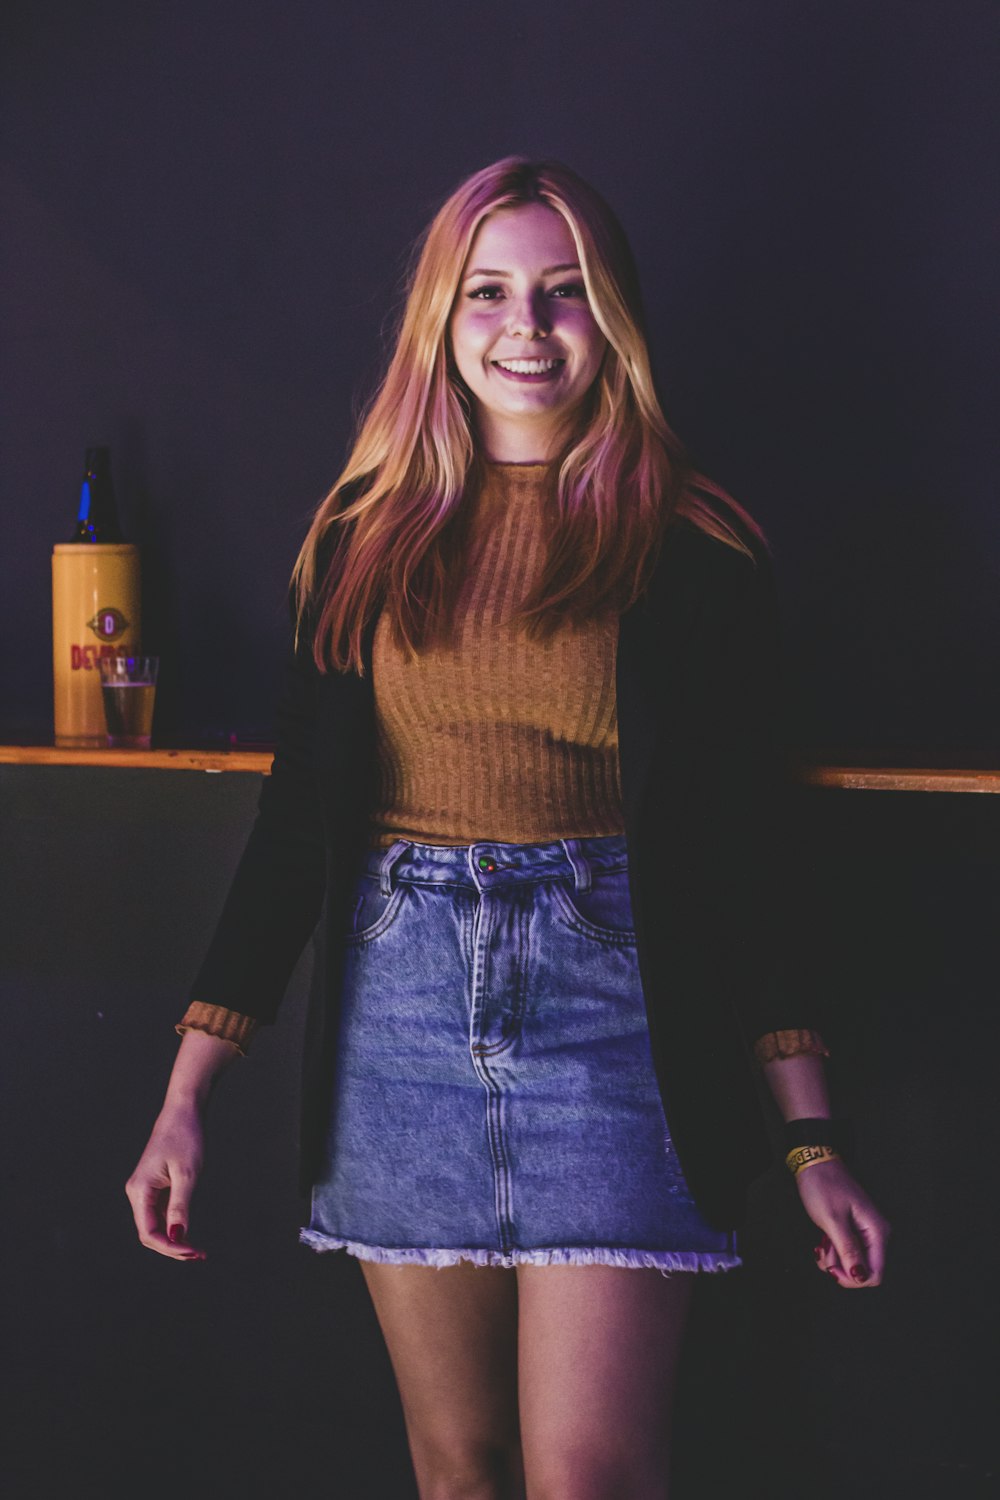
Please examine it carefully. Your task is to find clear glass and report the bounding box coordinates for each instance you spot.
[98,654,159,749]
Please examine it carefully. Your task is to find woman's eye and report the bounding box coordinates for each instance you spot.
[466,282,587,302]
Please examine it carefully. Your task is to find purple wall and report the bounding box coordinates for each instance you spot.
[2,0,996,752]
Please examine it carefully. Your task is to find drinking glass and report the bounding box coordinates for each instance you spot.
[98,654,159,749]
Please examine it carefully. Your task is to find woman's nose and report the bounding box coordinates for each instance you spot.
[506,291,550,338]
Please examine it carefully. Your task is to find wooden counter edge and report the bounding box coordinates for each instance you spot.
[0,745,273,774]
[1,745,998,791]
[795,766,1000,793]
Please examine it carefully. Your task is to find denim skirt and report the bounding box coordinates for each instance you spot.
[300,834,741,1273]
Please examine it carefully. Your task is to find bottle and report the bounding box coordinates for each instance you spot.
[72,446,124,542]
[52,447,141,747]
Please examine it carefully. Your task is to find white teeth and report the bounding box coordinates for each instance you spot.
[494,358,562,374]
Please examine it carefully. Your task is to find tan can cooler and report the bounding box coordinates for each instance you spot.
[52,543,141,747]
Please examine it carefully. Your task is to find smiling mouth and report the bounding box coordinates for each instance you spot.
[492,358,565,381]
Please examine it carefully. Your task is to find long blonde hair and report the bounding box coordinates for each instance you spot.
[292,155,767,674]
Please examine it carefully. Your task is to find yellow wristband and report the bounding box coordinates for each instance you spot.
[785,1144,841,1176]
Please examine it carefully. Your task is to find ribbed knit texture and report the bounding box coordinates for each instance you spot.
[175,1000,256,1055]
[370,460,624,847]
[751,1028,831,1067]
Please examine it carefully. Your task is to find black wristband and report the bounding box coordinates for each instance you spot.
[783,1117,854,1157]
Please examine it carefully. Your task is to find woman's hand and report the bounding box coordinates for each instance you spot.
[125,1028,240,1261]
[796,1158,891,1288]
[125,1103,209,1261]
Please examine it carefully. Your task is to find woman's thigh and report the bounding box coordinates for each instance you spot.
[360,1260,524,1495]
[516,1264,695,1499]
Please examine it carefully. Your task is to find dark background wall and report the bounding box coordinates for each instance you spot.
[1,0,996,757]
[2,4,997,1498]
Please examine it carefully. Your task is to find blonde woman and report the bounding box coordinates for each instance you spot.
[127,156,890,1499]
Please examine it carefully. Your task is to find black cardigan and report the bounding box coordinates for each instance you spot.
[189,516,821,1230]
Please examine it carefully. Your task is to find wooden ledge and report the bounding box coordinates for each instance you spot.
[796,765,1000,794]
[1,744,998,791]
[0,745,273,774]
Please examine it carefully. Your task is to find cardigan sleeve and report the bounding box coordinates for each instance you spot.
[183,596,328,1026]
[685,534,827,1046]
[185,499,371,1027]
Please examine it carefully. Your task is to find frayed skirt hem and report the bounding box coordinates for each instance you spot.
[298,1228,741,1274]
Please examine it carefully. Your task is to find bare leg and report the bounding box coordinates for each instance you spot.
[516,1265,695,1500]
[360,1259,525,1500]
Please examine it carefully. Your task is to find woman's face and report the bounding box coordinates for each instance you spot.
[447,202,608,461]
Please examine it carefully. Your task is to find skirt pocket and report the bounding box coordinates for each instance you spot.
[550,864,637,943]
[346,868,407,944]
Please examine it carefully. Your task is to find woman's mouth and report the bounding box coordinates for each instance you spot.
[491,358,565,383]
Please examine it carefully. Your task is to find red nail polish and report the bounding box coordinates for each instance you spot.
[850,1264,869,1282]
[168,1223,186,1245]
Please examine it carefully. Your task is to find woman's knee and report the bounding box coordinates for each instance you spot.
[408,1432,525,1500]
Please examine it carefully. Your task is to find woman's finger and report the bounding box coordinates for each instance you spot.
[814,1231,837,1272]
[854,1210,891,1286]
[128,1179,206,1260]
[829,1224,870,1284]
[165,1170,199,1249]
[814,1232,848,1284]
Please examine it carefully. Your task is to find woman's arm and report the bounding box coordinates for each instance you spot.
[760,1053,891,1288]
[689,537,891,1283]
[126,634,323,1258]
[125,1030,240,1261]
[127,570,345,1259]
[759,1050,831,1120]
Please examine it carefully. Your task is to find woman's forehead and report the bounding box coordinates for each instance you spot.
[463,203,577,269]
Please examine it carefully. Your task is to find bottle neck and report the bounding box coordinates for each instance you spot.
[72,448,124,542]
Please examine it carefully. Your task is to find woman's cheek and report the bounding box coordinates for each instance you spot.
[464,309,501,336]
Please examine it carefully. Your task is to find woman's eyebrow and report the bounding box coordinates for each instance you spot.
[463,262,581,280]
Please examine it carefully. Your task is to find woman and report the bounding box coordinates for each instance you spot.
[127,156,890,1498]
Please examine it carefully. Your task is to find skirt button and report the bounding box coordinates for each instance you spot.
[478,855,497,872]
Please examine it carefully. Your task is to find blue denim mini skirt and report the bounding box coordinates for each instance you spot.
[300,834,741,1274]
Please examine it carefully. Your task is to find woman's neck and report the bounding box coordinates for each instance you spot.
[485,457,552,466]
[474,413,574,465]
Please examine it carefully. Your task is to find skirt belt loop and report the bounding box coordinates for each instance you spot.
[559,837,592,893]
[378,839,411,896]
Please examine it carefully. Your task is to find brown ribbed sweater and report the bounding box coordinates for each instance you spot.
[369,460,622,846]
[176,461,829,1068]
